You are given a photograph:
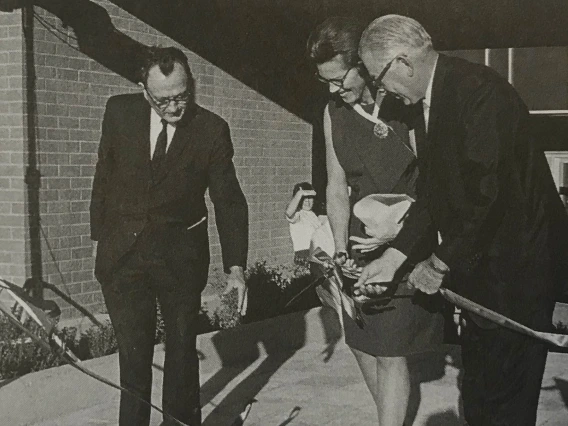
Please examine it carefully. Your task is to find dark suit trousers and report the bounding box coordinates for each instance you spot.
[460,306,553,426]
[100,226,204,426]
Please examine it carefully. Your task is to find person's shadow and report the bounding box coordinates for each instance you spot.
[554,377,568,408]
[424,410,464,426]
[405,344,465,426]
[199,304,342,425]
[541,377,568,409]
[199,310,305,425]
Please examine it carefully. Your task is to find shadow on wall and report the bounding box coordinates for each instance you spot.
[0,0,325,122]
[1,0,149,83]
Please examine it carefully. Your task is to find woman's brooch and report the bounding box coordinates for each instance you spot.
[373,120,390,139]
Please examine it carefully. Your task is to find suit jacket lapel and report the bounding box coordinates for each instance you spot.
[122,95,152,179]
[426,54,449,149]
[153,104,200,184]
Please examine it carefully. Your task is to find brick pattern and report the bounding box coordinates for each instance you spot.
[0,3,312,318]
[0,11,27,285]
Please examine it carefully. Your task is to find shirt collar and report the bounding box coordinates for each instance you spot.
[150,104,196,129]
[423,54,438,108]
[150,107,162,126]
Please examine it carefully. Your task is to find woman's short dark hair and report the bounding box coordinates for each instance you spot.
[139,46,193,85]
[307,17,367,67]
[293,181,314,195]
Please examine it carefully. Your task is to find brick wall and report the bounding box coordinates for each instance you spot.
[0,10,27,285]
[0,3,312,319]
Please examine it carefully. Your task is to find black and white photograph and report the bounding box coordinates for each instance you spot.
[0,1,567,425]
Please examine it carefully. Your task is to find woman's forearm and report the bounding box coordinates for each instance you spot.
[285,191,304,219]
[326,185,350,252]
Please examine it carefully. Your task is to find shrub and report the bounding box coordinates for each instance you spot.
[0,316,76,380]
[213,259,321,328]
[0,260,321,379]
[76,321,118,359]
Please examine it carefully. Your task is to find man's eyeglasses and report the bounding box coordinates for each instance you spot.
[144,86,191,110]
[370,56,398,89]
[315,65,359,90]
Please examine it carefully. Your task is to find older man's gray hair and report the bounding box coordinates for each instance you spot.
[359,14,433,61]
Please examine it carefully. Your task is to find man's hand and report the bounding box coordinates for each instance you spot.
[353,248,407,298]
[408,254,449,294]
[223,266,248,316]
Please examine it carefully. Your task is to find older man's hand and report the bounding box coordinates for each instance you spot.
[223,266,248,316]
[408,254,449,294]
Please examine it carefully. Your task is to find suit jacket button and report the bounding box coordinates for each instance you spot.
[133,232,138,237]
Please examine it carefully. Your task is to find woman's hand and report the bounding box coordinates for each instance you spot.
[300,189,317,198]
[353,259,390,298]
[352,248,407,297]
[349,224,399,253]
[349,235,383,253]
[286,188,317,219]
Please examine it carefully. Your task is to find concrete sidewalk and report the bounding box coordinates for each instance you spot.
[1,307,567,426]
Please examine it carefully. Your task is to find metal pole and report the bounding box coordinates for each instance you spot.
[22,1,43,301]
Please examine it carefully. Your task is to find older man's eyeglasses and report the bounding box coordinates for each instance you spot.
[370,56,398,89]
[315,65,359,90]
[144,86,191,110]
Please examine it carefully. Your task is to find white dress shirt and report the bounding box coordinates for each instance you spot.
[149,108,177,157]
[423,55,438,133]
[422,55,444,245]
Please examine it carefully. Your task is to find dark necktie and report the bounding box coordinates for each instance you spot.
[410,101,427,157]
[152,119,168,180]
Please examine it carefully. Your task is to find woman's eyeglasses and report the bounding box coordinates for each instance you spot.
[315,65,359,90]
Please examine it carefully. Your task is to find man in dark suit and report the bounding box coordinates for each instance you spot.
[90,46,248,426]
[356,15,568,426]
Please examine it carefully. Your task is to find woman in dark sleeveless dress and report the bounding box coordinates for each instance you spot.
[307,18,444,425]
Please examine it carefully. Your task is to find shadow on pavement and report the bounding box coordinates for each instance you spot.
[406,345,465,426]
[200,308,342,426]
[424,409,464,426]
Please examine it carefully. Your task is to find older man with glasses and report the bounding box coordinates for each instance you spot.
[356,14,568,426]
[90,46,249,426]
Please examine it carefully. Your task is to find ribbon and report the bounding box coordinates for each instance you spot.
[0,278,190,426]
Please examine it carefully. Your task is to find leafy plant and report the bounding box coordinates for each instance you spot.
[0,316,76,380]
[213,259,320,328]
[77,321,118,359]
[0,260,320,379]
